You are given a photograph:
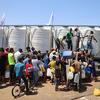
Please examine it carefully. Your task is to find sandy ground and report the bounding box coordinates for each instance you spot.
[0,79,100,100]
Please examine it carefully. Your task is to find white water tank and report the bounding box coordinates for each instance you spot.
[0,28,3,47]
[0,27,6,48]
[30,28,51,53]
[93,30,100,56]
[8,27,28,51]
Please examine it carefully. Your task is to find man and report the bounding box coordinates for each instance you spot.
[43,52,49,70]
[8,48,16,84]
[23,54,30,65]
[74,28,82,50]
[87,31,97,55]
[14,48,23,63]
[0,48,7,83]
[55,38,61,52]
[66,28,73,50]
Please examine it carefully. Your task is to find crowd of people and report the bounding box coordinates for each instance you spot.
[0,28,99,95]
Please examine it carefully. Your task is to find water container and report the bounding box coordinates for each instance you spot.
[63,50,73,59]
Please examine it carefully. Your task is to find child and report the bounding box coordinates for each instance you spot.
[25,59,33,81]
[48,56,56,84]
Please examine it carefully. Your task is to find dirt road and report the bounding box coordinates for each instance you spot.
[0,80,100,100]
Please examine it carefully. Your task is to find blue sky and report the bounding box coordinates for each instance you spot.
[0,0,100,25]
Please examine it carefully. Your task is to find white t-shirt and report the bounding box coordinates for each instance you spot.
[14,51,21,63]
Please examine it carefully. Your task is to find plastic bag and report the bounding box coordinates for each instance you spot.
[5,69,10,78]
[67,72,73,80]
[47,68,51,77]
[74,73,80,83]
[38,71,43,77]
[82,70,85,79]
